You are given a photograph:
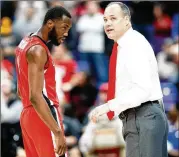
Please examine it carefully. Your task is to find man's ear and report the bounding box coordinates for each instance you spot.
[46,19,54,31]
[124,16,130,26]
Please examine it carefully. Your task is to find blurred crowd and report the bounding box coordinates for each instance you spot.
[1,1,179,157]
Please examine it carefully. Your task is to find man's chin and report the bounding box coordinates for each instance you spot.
[107,34,115,40]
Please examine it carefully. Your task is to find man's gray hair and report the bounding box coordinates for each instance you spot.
[107,2,131,19]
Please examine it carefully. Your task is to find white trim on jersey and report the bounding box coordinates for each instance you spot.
[43,77,53,106]
[50,107,68,157]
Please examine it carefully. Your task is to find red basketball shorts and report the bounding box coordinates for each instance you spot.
[20,105,68,157]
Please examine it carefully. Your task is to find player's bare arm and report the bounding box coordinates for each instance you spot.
[17,87,21,99]
[26,45,60,134]
[26,45,66,155]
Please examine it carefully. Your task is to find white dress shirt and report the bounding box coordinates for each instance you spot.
[107,28,163,114]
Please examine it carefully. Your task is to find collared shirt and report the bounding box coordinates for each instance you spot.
[107,28,163,114]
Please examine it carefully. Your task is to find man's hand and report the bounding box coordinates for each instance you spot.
[89,104,110,123]
[54,130,67,156]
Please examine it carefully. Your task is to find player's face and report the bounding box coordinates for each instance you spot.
[103,4,129,41]
[48,15,72,46]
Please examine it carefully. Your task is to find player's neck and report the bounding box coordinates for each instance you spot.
[36,27,49,43]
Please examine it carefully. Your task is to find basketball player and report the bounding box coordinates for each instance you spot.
[15,6,72,157]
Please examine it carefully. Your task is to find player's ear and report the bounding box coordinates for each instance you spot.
[46,19,55,31]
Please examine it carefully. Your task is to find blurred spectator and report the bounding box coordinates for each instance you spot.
[52,44,80,105]
[63,115,82,156]
[49,0,64,7]
[169,37,179,66]
[128,1,155,44]
[73,1,88,18]
[14,1,47,22]
[161,82,179,156]
[1,59,15,79]
[13,2,45,38]
[1,78,23,157]
[1,17,21,65]
[79,118,125,157]
[171,13,179,39]
[83,82,108,125]
[76,1,108,87]
[65,22,79,58]
[73,1,104,19]
[50,0,78,12]
[157,38,178,83]
[61,107,82,157]
[1,58,17,90]
[153,3,172,53]
[68,61,98,124]
[1,1,17,20]
[63,116,81,157]
[63,1,78,12]
[16,147,26,157]
[167,104,179,157]
[153,3,172,37]
[79,83,125,157]
[160,82,178,113]
[95,82,108,105]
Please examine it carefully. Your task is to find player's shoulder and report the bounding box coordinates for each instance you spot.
[27,44,47,59]
[17,35,41,49]
[28,44,46,53]
[26,44,48,65]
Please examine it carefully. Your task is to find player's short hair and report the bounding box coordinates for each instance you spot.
[43,6,71,25]
[107,2,131,20]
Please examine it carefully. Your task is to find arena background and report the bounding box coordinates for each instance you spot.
[1,1,179,157]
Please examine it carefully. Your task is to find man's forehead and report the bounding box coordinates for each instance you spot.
[104,4,122,17]
[57,16,72,25]
[62,15,71,22]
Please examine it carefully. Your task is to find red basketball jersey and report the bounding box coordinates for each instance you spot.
[15,35,59,108]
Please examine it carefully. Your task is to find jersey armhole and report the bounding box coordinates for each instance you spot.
[44,52,49,69]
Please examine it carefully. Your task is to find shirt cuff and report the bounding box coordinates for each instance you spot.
[107,98,128,115]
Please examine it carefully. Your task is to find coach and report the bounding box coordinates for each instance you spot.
[89,2,168,157]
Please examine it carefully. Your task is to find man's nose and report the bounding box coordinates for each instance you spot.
[63,32,68,37]
[105,20,112,27]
